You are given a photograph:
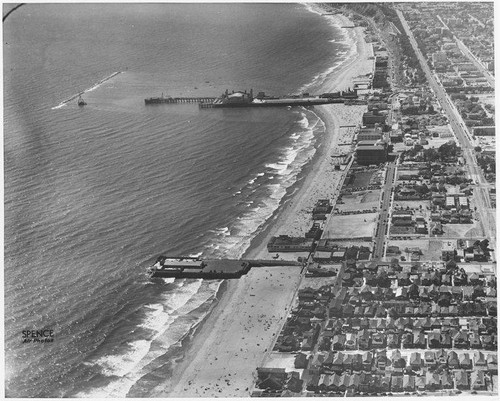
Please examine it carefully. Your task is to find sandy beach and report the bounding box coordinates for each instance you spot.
[161,13,375,397]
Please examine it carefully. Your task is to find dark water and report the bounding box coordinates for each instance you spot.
[3,3,353,397]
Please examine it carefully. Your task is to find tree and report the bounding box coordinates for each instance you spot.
[438,141,459,160]
[479,239,490,253]
[474,146,482,153]
[415,183,430,195]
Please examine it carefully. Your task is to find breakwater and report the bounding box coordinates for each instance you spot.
[52,71,122,109]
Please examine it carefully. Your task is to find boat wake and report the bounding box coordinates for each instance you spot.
[51,71,122,110]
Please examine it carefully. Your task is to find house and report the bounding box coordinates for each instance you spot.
[431,303,441,316]
[340,372,351,390]
[435,349,447,365]
[380,375,391,392]
[328,373,341,392]
[257,367,288,390]
[459,353,472,369]
[352,354,363,371]
[372,333,386,348]
[413,332,426,348]
[388,333,400,349]
[415,375,426,391]
[332,352,344,372]
[486,354,498,373]
[267,235,314,252]
[425,372,440,391]
[402,332,413,348]
[294,352,309,369]
[428,332,441,348]
[470,370,486,390]
[447,351,459,369]
[424,351,436,366]
[440,371,453,389]
[362,351,373,371]
[343,354,353,370]
[306,372,321,392]
[358,329,371,350]
[462,286,474,300]
[343,304,355,317]
[347,373,360,390]
[345,333,357,350]
[473,285,486,298]
[421,317,432,331]
[392,350,406,373]
[391,375,403,392]
[474,351,486,367]
[376,319,386,331]
[441,333,452,348]
[403,375,415,392]
[286,372,304,393]
[358,372,372,392]
[376,350,388,370]
[301,337,314,351]
[410,352,422,370]
[386,319,398,333]
[316,373,331,393]
[309,354,325,372]
[279,335,300,352]
[430,317,441,329]
[480,335,495,350]
[454,370,469,390]
[332,334,346,350]
[419,286,430,300]
[453,331,469,348]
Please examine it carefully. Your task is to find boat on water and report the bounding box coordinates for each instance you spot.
[147,255,303,279]
[77,95,87,106]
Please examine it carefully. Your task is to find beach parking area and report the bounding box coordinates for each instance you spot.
[323,212,378,239]
[337,189,381,212]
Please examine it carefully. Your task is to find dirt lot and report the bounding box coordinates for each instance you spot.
[323,213,378,239]
[396,169,419,178]
[345,171,375,188]
[261,352,301,373]
[442,221,483,238]
[390,226,416,235]
[387,239,444,261]
[392,201,431,220]
[336,190,381,212]
[300,273,340,289]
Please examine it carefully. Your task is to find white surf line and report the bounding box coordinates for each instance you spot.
[51,71,122,109]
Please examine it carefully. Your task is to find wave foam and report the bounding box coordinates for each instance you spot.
[202,108,325,260]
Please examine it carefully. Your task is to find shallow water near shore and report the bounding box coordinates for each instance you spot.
[4,3,355,397]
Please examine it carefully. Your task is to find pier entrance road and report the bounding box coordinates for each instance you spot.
[373,162,396,260]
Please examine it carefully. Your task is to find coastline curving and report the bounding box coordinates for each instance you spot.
[161,9,375,398]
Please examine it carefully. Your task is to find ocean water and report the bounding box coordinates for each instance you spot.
[4,3,355,397]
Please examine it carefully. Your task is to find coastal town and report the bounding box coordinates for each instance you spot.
[251,2,497,397]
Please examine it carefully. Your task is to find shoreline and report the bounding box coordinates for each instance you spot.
[160,10,374,398]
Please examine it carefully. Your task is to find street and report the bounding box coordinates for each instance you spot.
[373,162,396,259]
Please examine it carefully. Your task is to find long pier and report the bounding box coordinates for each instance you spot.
[174,97,217,103]
[144,96,216,105]
[145,88,359,108]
